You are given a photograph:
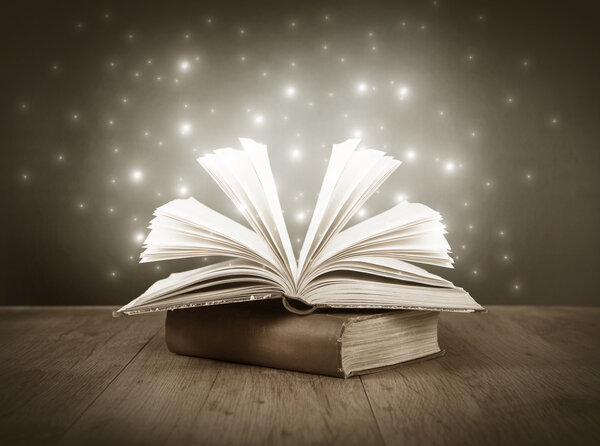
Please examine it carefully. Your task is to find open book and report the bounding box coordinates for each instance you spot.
[116,138,483,316]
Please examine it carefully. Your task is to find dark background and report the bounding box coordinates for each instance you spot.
[1,0,598,306]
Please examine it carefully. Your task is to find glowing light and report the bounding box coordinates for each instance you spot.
[397,85,409,100]
[357,208,367,218]
[352,129,362,138]
[254,114,265,125]
[290,148,302,160]
[356,82,368,94]
[444,162,455,173]
[284,85,296,98]
[405,149,416,161]
[179,122,192,135]
[296,211,306,222]
[178,185,189,196]
[134,232,145,243]
[130,169,143,182]
[395,194,407,203]
[178,60,190,72]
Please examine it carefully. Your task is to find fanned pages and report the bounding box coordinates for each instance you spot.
[116,138,483,316]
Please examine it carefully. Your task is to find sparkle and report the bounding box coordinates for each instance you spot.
[290,148,302,160]
[444,162,456,173]
[356,82,369,94]
[178,185,189,196]
[284,85,296,98]
[179,122,192,135]
[253,114,265,125]
[357,208,367,218]
[296,211,306,222]
[405,149,416,161]
[397,85,409,101]
[178,59,191,73]
[134,232,145,243]
[130,169,143,182]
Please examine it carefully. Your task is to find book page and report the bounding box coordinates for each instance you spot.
[297,140,401,281]
[239,138,297,279]
[116,258,284,315]
[309,201,454,275]
[299,272,483,312]
[297,256,454,292]
[140,197,283,272]
[198,142,296,287]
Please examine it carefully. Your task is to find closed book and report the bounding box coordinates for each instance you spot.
[165,300,443,378]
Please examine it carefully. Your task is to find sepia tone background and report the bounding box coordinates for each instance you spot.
[1,0,598,306]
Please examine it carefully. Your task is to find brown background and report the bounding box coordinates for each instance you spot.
[1,0,598,306]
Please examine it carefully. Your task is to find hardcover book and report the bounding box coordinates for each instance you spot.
[116,138,483,316]
[165,301,444,378]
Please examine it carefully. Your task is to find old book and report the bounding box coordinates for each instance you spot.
[116,138,483,316]
[165,301,443,378]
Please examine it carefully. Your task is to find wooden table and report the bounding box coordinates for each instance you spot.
[0,306,598,445]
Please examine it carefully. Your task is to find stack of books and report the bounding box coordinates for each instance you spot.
[116,138,483,378]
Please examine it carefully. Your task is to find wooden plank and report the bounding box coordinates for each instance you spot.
[361,307,600,446]
[0,308,162,445]
[2,306,599,445]
[61,326,384,446]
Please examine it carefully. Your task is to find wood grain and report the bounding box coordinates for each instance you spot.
[361,307,600,446]
[60,327,383,446]
[0,307,162,445]
[0,306,598,446]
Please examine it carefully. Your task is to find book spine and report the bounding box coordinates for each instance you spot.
[165,307,346,378]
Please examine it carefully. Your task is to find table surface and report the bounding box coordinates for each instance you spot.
[0,306,598,446]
